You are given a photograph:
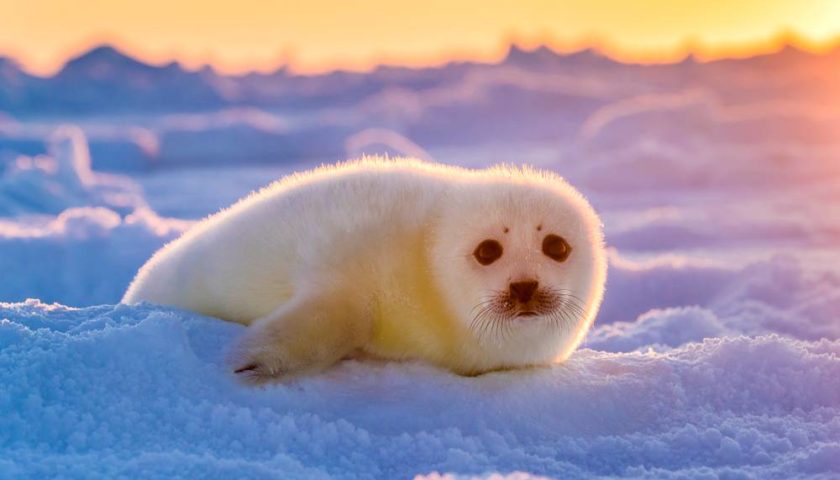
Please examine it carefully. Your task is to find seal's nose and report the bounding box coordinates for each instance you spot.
[509,280,538,303]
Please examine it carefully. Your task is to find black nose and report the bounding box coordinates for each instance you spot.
[509,280,538,303]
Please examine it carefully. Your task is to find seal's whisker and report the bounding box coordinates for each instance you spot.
[468,284,592,348]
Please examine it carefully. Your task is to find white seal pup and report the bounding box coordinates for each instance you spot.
[123,158,607,383]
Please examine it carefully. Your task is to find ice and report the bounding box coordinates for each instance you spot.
[0,128,189,304]
[0,126,148,215]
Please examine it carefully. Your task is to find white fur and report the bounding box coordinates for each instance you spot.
[123,158,607,382]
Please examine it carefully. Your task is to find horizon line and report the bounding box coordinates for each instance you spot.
[3,30,839,78]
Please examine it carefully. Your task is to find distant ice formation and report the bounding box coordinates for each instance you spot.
[0,126,147,215]
[0,127,188,304]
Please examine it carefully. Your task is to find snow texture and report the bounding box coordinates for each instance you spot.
[1,44,839,478]
[1,301,838,479]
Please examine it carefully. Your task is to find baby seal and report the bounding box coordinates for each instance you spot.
[123,158,607,383]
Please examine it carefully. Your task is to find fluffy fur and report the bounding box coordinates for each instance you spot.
[123,158,607,383]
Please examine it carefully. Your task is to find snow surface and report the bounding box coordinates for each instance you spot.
[2,301,838,479]
[1,45,839,478]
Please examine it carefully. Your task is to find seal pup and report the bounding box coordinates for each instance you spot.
[123,158,607,383]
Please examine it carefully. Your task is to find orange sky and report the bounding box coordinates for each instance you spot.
[2,0,840,75]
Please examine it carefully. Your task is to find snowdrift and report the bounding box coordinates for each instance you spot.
[1,300,838,479]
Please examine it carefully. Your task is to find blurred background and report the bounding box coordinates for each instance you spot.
[1,0,839,320]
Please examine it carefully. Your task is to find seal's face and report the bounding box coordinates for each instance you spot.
[430,176,607,367]
[469,231,577,321]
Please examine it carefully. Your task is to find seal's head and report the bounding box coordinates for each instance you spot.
[429,166,607,369]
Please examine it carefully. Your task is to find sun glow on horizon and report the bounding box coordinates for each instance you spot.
[2,0,840,76]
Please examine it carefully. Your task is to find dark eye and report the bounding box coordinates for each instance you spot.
[473,239,503,265]
[542,234,571,262]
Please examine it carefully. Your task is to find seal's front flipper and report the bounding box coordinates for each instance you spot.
[230,293,371,385]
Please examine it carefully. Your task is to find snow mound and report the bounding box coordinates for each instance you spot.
[0,207,188,305]
[1,301,837,479]
[599,253,840,343]
[0,127,190,305]
[0,126,147,216]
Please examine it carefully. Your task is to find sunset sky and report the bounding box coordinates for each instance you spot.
[2,0,840,75]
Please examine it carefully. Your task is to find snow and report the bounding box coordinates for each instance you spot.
[1,301,838,478]
[1,44,839,478]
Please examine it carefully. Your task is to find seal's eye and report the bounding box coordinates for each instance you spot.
[473,239,503,265]
[542,234,571,262]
